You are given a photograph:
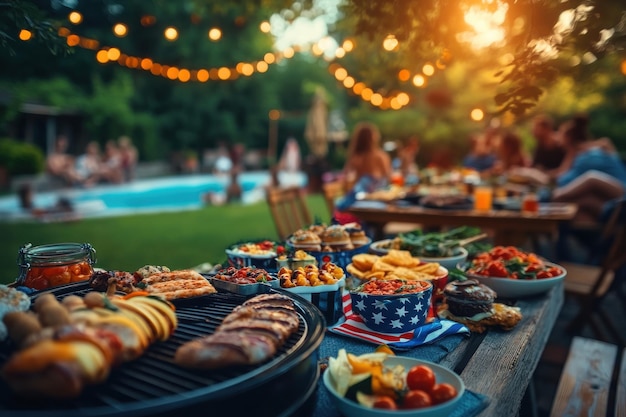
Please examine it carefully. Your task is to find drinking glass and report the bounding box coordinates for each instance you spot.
[474,186,493,211]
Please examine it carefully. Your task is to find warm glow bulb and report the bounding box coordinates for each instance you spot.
[398,69,411,82]
[197,69,209,82]
[140,58,153,70]
[241,63,254,76]
[396,92,410,106]
[334,67,348,81]
[412,74,426,87]
[342,39,354,52]
[471,108,485,121]
[107,48,121,61]
[423,63,435,76]
[66,34,80,47]
[19,29,32,41]
[96,50,109,63]
[335,48,346,59]
[269,109,281,120]
[69,11,83,25]
[282,47,295,58]
[164,27,178,41]
[259,21,271,33]
[208,28,222,41]
[382,35,398,51]
[178,69,191,82]
[113,23,127,37]
[264,53,276,64]
[256,61,269,73]
[361,88,373,101]
[217,67,231,80]
[621,59,626,76]
[343,76,355,88]
[370,93,383,106]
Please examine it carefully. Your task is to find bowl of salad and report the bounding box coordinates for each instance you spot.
[370,227,483,270]
[459,246,566,298]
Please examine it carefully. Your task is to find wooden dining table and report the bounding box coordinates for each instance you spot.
[316,281,565,417]
[347,201,578,246]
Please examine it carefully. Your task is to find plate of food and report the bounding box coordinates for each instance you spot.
[324,349,465,417]
[225,240,283,271]
[459,246,567,298]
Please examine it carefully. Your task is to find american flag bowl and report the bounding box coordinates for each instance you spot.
[349,279,433,333]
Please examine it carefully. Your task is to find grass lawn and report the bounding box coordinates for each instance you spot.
[0,194,330,285]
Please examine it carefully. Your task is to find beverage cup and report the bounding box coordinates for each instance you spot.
[474,186,493,211]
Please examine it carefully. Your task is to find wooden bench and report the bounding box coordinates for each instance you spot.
[549,336,625,417]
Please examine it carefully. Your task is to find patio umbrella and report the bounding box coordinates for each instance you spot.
[304,88,328,158]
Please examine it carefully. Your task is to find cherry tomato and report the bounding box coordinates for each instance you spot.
[403,389,432,409]
[406,364,436,392]
[373,395,397,409]
[487,261,508,277]
[430,383,458,405]
[24,274,49,290]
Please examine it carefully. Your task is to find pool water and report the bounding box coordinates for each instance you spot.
[0,170,307,221]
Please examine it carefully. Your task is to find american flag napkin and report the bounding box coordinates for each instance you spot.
[328,290,469,350]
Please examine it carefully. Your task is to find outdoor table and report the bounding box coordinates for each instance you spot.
[347,201,578,246]
[314,281,565,417]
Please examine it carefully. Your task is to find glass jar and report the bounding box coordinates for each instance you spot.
[17,243,96,290]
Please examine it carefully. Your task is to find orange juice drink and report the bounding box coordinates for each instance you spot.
[474,186,493,211]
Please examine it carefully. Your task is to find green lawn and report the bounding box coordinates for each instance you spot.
[0,194,330,285]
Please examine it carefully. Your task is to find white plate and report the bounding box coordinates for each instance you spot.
[323,356,465,417]
[464,262,567,298]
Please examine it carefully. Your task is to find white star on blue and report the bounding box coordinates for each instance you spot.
[390,319,404,329]
[414,301,424,312]
[372,299,389,310]
[371,311,385,324]
[355,299,366,311]
[395,306,408,317]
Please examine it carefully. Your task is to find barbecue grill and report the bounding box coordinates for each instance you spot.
[0,282,326,417]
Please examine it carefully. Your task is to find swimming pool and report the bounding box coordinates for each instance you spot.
[0,170,307,221]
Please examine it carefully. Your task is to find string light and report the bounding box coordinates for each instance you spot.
[208,28,222,41]
[164,27,178,41]
[68,12,82,25]
[19,29,32,41]
[113,23,128,37]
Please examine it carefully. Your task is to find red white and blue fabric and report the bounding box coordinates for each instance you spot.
[329,290,470,350]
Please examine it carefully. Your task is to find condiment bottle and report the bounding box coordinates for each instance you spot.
[17,242,96,290]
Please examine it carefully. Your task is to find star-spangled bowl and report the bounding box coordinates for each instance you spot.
[349,279,433,333]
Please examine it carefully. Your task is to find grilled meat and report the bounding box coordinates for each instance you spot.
[174,293,300,369]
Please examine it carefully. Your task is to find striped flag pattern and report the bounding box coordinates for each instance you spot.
[329,290,470,349]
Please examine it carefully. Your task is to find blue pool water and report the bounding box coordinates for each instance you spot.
[0,170,307,221]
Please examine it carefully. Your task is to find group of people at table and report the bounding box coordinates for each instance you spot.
[335,113,626,229]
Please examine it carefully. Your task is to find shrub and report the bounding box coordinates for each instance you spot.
[0,138,45,176]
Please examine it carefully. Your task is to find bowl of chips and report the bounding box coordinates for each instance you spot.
[346,250,449,306]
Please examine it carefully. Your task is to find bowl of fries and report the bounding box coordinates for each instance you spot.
[346,250,449,304]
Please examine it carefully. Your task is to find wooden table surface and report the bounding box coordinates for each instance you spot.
[439,282,564,416]
[348,202,578,246]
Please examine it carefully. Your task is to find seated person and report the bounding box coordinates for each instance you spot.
[551,114,626,224]
[462,129,498,173]
[46,135,82,186]
[530,114,566,173]
[489,130,530,176]
[17,183,74,219]
[335,121,392,213]
[75,141,104,187]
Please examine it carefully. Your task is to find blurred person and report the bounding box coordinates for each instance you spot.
[118,136,138,182]
[102,140,124,184]
[214,144,233,175]
[530,114,566,173]
[17,183,74,219]
[489,130,531,175]
[46,135,81,186]
[75,141,104,187]
[462,128,499,173]
[398,136,420,179]
[226,169,243,204]
[278,137,302,172]
[335,121,392,213]
[551,114,626,224]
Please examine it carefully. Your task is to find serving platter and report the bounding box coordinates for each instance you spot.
[461,262,567,298]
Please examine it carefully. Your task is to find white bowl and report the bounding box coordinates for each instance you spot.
[369,241,468,271]
[465,262,567,298]
[419,247,468,271]
[323,356,465,417]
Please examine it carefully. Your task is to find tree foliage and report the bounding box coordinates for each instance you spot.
[342,0,626,115]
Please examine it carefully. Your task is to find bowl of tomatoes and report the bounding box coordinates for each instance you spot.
[459,246,567,298]
[323,350,464,417]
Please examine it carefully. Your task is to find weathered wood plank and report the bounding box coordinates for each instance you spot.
[549,337,617,417]
[439,281,564,416]
[616,348,626,417]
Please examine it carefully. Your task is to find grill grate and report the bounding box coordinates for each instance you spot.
[0,282,323,417]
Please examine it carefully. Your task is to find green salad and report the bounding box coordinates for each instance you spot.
[386,226,488,258]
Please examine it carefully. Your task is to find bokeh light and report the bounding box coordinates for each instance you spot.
[19,30,32,41]
[382,35,398,51]
[208,28,222,41]
[113,23,127,37]
[259,21,271,33]
[164,27,178,41]
[470,108,485,121]
[69,11,82,25]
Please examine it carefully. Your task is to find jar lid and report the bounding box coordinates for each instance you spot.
[18,242,96,267]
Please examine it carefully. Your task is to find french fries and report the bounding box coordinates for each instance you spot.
[347,249,442,281]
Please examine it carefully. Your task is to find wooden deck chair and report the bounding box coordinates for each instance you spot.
[561,197,626,345]
[322,180,346,220]
[266,185,312,241]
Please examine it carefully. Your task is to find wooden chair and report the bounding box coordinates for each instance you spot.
[266,185,312,241]
[322,180,346,220]
[561,198,626,345]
